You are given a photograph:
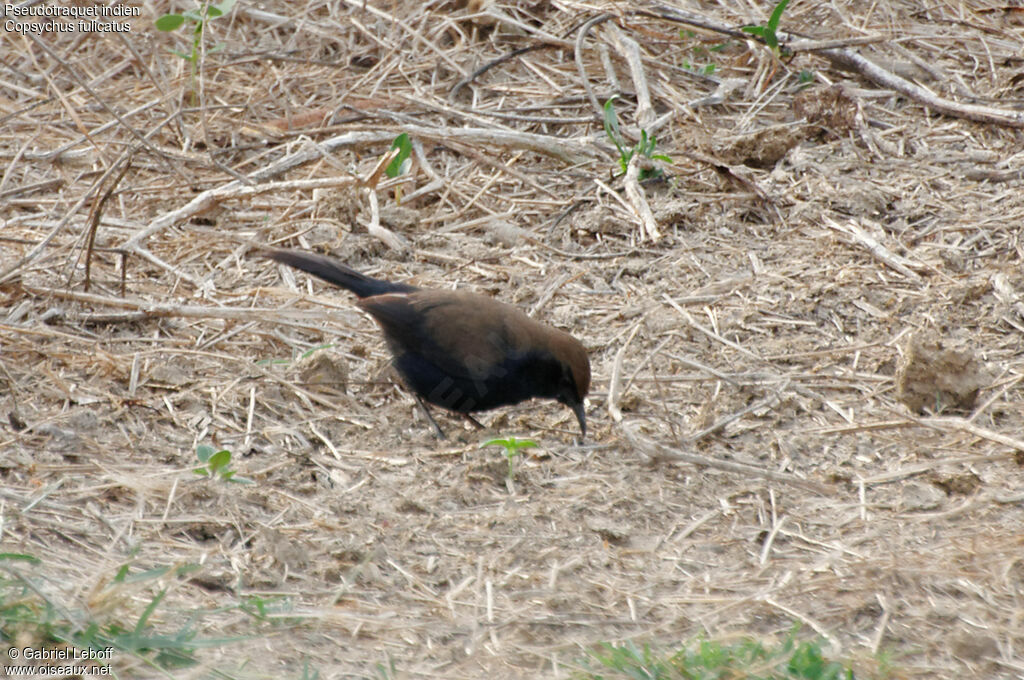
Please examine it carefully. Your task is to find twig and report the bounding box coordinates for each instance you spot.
[623,154,661,241]
[574,13,615,118]
[621,421,831,495]
[822,217,924,281]
[686,380,789,443]
[608,321,643,424]
[607,23,655,128]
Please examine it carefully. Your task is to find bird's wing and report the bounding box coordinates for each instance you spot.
[358,290,536,380]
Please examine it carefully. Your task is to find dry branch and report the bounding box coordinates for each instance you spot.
[622,421,831,495]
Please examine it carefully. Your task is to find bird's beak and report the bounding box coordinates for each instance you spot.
[572,401,587,439]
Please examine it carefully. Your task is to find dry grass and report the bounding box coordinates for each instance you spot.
[2,0,1024,677]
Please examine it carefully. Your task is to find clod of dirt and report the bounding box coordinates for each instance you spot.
[484,219,530,246]
[793,84,858,137]
[149,361,191,387]
[900,480,945,512]
[716,125,805,169]
[296,350,348,393]
[379,204,420,231]
[896,336,988,414]
[950,631,999,662]
[928,471,983,496]
[586,517,632,545]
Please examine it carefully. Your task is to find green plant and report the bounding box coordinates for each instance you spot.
[682,60,717,76]
[482,437,538,480]
[374,654,399,680]
[602,96,671,181]
[385,133,412,179]
[742,0,791,54]
[574,627,864,679]
[0,557,229,670]
[678,35,722,76]
[193,444,253,484]
[256,343,336,367]
[385,132,413,204]
[155,0,236,62]
[155,0,237,103]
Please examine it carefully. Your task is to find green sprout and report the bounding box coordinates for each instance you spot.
[482,437,538,481]
[155,0,237,104]
[602,96,672,181]
[679,34,723,76]
[193,444,253,484]
[385,133,412,179]
[385,132,413,204]
[257,343,336,367]
[581,626,859,680]
[741,0,791,54]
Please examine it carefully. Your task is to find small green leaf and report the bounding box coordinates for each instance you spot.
[767,0,791,32]
[214,0,238,15]
[741,25,765,38]
[602,97,626,156]
[385,133,412,178]
[124,566,172,584]
[155,13,185,31]
[196,444,215,463]
[301,343,336,359]
[0,553,42,564]
[208,449,232,472]
[113,563,131,582]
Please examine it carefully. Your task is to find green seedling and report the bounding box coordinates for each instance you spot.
[0,558,232,671]
[741,0,791,54]
[679,35,722,76]
[482,437,537,481]
[683,60,717,76]
[602,96,672,181]
[385,133,412,179]
[385,132,413,203]
[193,444,253,483]
[155,0,237,104]
[155,0,236,61]
[580,626,859,679]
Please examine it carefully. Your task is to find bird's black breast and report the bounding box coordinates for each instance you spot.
[393,349,564,413]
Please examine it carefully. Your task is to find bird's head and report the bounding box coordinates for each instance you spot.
[551,335,590,438]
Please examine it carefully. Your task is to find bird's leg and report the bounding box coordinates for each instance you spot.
[462,413,486,430]
[414,395,447,439]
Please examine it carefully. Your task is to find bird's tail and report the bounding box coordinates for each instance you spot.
[261,248,416,298]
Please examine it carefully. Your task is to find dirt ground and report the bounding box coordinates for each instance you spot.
[3,0,1024,678]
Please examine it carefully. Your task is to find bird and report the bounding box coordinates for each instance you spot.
[262,248,590,438]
